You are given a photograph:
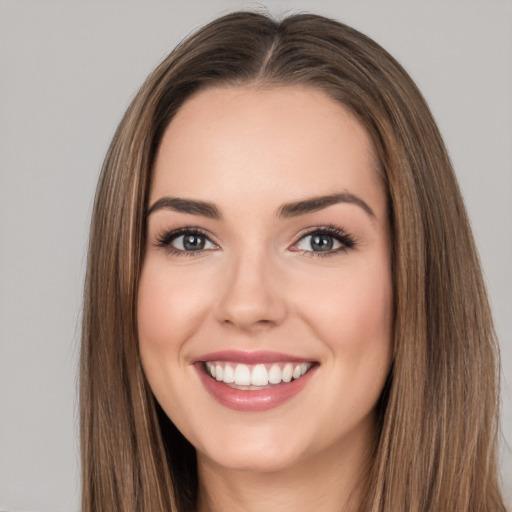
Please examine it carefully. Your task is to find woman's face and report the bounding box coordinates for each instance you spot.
[138,86,393,473]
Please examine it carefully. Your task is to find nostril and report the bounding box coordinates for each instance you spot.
[215,266,288,329]
[222,316,278,330]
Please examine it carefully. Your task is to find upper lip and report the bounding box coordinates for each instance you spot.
[192,350,316,364]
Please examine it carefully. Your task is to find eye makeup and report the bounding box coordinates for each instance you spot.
[153,223,357,258]
[155,226,218,257]
[289,224,357,257]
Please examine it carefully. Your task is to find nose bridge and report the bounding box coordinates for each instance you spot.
[216,244,286,330]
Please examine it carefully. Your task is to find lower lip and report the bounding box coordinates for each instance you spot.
[196,364,317,412]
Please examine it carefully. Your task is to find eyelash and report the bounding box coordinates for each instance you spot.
[291,225,356,257]
[154,224,356,257]
[155,227,214,257]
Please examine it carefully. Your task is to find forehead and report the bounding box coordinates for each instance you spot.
[151,85,385,217]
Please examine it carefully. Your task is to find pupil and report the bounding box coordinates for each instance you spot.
[311,234,333,251]
[183,234,205,250]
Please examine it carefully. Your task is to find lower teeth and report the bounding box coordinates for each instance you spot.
[223,382,283,391]
[214,375,303,390]
[225,383,276,390]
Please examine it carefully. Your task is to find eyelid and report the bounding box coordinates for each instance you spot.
[294,234,343,251]
[152,224,356,257]
[154,226,219,255]
[289,225,356,256]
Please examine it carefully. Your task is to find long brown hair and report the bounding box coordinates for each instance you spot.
[80,11,505,511]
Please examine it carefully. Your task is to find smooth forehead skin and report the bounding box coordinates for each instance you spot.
[150,85,385,221]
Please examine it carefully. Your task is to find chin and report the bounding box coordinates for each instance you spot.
[202,446,301,474]
[195,426,308,474]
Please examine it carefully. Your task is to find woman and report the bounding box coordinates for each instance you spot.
[80,11,506,512]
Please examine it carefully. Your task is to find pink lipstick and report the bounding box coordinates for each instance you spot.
[193,350,318,412]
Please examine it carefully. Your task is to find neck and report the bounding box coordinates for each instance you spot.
[196,421,375,512]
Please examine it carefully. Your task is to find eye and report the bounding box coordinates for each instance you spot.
[297,233,341,252]
[290,226,356,256]
[156,228,218,254]
[172,233,215,251]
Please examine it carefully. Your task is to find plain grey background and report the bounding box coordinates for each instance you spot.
[1,1,511,510]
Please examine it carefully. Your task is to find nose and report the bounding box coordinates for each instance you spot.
[215,250,287,331]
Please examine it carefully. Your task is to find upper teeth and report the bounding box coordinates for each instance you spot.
[204,361,312,387]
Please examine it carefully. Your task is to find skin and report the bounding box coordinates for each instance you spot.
[138,85,393,512]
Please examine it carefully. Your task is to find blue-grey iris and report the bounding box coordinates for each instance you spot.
[183,234,206,250]
[311,234,334,251]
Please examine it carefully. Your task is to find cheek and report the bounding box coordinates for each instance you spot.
[297,260,393,349]
[137,257,217,417]
[137,265,175,399]
[294,256,393,415]
[137,258,213,354]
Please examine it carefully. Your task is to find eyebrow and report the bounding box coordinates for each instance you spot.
[146,197,221,219]
[147,192,375,220]
[277,193,376,219]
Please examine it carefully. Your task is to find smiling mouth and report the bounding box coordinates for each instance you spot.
[203,361,314,389]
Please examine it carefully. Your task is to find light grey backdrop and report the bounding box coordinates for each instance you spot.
[1,1,511,510]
